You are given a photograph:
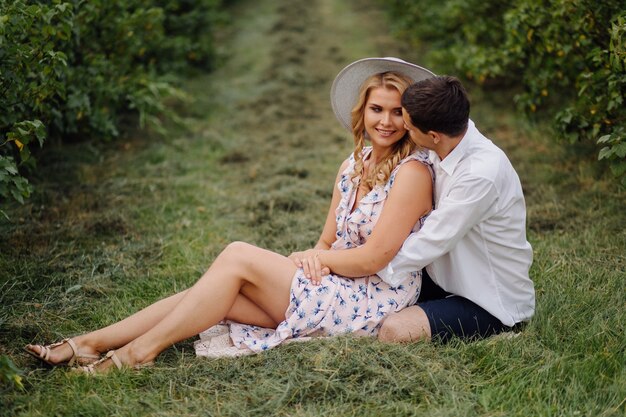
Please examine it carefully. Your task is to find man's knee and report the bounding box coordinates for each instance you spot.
[378,315,406,342]
[378,306,431,343]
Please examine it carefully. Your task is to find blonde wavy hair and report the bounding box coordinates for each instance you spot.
[350,71,415,190]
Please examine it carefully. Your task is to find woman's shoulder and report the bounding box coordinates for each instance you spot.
[361,146,373,156]
[403,149,431,165]
[392,150,432,175]
[387,151,434,191]
[395,158,432,178]
[403,150,434,176]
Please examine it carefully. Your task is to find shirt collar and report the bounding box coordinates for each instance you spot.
[435,119,476,176]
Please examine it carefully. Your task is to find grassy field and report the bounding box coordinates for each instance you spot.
[1,0,625,416]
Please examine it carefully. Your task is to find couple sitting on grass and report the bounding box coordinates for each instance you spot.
[26,57,535,373]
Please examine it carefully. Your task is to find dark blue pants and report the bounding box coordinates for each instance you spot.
[417,269,514,342]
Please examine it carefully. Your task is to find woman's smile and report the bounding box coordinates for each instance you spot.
[375,128,398,137]
[363,87,406,155]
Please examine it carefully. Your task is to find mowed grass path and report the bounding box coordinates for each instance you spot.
[1,0,625,416]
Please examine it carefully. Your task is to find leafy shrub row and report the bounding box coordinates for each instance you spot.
[385,0,626,186]
[0,0,226,210]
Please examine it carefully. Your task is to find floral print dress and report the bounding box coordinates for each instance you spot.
[226,148,432,353]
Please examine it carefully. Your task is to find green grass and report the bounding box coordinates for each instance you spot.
[1,0,625,415]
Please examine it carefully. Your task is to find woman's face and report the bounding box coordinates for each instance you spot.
[363,87,406,153]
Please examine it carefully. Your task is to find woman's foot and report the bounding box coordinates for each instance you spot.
[75,345,154,374]
[25,338,100,367]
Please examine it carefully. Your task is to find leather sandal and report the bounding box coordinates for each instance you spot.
[24,338,100,367]
[75,350,154,374]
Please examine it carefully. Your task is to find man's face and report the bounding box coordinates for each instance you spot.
[402,109,433,149]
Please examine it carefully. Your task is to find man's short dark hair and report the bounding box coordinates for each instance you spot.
[401,75,470,136]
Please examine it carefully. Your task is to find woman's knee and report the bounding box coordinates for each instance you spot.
[220,241,253,262]
[217,241,262,274]
[223,241,251,253]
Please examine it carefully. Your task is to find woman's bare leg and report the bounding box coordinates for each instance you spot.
[78,291,277,352]
[225,294,279,328]
[101,241,296,368]
[27,266,279,364]
[26,291,189,364]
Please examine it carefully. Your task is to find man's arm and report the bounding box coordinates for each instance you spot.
[377,175,498,282]
[312,174,498,283]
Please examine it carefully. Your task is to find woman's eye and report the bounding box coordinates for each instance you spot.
[369,106,381,112]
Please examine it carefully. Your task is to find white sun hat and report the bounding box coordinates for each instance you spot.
[330,57,436,131]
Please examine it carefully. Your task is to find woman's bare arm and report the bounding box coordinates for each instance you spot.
[306,160,433,282]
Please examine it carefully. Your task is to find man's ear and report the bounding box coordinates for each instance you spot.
[429,131,442,145]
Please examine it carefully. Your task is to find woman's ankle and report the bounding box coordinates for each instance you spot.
[72,335,102,354]
[125,341,157,365]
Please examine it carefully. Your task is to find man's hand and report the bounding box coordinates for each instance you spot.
[288,249,330,285]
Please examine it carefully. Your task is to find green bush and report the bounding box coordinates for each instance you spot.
[1,1,68,209]
[0,0,225,211]
[385,0,626,186]
[585,14,626,185]
[153,0,226,73]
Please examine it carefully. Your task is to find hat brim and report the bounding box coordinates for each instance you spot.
[330,57,436,131]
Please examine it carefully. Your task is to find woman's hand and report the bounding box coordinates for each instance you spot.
[288,250,330,285]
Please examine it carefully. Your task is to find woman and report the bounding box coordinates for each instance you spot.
[25,57,435,372]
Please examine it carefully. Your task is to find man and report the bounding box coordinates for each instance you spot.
[376,75,535,342]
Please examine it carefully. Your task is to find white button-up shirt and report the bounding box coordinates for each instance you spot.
[378,120,535,326]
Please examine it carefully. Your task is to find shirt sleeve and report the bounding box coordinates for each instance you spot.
[377,174,498,284]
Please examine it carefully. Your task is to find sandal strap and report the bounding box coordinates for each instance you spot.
[63,338,99,364]
[105,350,123,370]
[40,339,65,362]
[41,345,51,361]
[26,339,101,367]
[76,364,96,374]
[76,350,119,373]
[74,351,152,374]
[63,338,78,366]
